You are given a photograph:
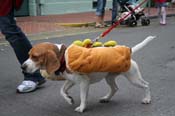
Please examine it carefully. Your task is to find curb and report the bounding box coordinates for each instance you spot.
[57,22,95,27]
[57,14,175,27]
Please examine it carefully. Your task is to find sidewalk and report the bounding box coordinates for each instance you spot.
[0,8,175,40]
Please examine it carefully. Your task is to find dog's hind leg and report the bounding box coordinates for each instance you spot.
[61,80,75,105]
[99,73,118,103]
[124,60,151,104]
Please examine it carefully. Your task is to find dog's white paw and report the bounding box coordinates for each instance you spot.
[66,96,74,105]
[142,97,151,104]
[75,106,85,113]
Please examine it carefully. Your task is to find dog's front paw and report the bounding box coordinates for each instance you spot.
[67,96,74,105]
[142,97,151,104]
[75,106,85,113]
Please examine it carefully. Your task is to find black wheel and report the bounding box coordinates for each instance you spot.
[141,18,150,26]
[129,20,137,27]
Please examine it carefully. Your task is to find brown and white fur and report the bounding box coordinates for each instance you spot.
[22,36,155,112]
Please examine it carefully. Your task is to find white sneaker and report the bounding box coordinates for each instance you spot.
[16,80,38,93]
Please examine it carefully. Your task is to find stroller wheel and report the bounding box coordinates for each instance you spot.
[129,20,137,27]
[141,18,150,26]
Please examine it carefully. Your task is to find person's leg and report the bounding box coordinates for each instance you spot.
[161,6,166,24]
[95,0,106,27]
[0,10,45,93]
[111,0,118,25]
[156,2,166,25]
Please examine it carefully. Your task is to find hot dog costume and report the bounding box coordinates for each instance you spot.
[65,44,132,74]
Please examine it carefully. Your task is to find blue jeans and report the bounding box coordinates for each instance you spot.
[96,0,118,23]
[0,10,44,82]
[112,0,118,24]
[96,0,106,16]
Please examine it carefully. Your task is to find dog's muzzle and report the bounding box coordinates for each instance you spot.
[21,59,39,73]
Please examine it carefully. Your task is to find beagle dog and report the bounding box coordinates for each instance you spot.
[22,36,155,113]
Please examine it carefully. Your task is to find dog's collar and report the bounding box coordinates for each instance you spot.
[54,44,67,75]
[55,54,66,75]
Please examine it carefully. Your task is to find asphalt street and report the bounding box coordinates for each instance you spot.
[0,17,175,116]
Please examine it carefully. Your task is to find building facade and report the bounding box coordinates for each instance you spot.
[15,0,113,16]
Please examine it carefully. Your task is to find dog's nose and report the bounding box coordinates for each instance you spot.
[21,63,27,71]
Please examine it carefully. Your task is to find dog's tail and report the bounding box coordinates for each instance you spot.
[132,36,156,54]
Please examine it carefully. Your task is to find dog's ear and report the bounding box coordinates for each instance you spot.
[45,50,60,74]
[59,44,67,60]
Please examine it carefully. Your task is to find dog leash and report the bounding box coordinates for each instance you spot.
[92,0,148,42]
